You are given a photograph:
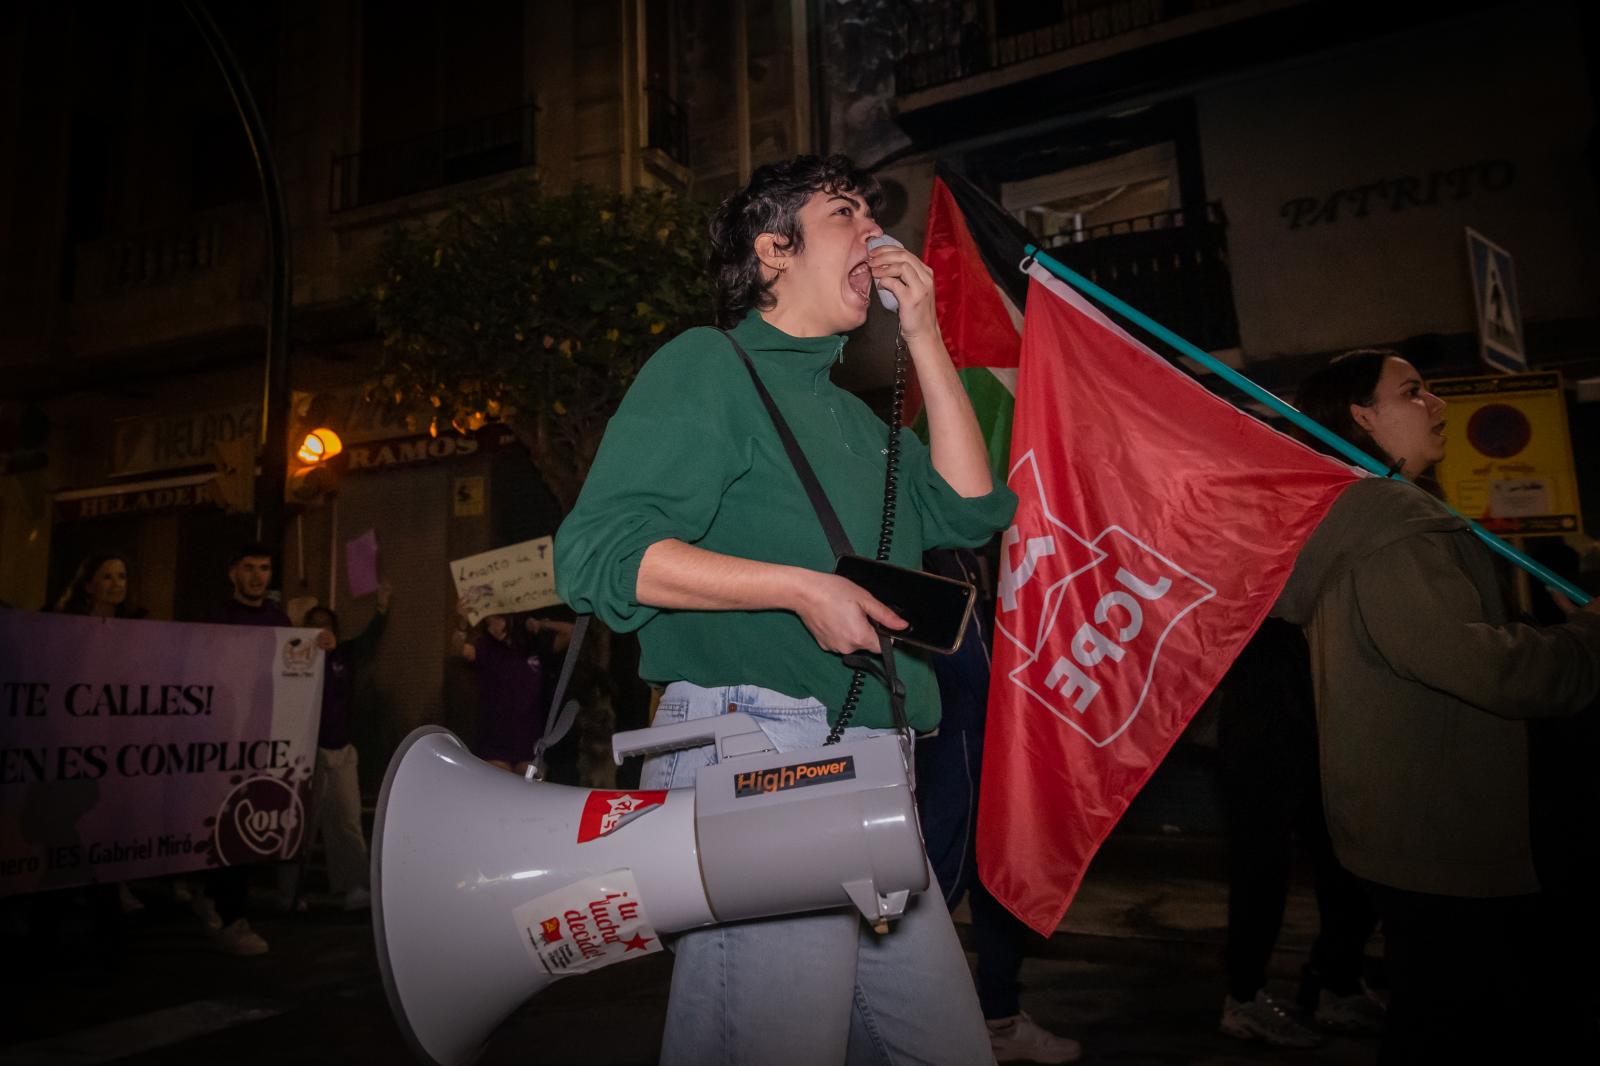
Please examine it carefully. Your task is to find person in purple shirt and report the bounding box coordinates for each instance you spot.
[451,604,548,777]
[195,542,289,956]
[275,584,390,912]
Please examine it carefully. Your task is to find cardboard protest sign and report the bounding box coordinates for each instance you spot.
[451,536,560,624]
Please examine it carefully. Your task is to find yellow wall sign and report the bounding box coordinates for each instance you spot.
[1430,372,1581,535]
[452,475,486,518]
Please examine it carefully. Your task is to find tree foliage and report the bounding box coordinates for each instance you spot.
[370,182,714,508]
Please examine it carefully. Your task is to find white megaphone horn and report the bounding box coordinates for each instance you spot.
[372,712,928,1066]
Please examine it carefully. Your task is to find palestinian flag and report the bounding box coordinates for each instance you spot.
[914,164,1031,484]
[918,166,1289,469]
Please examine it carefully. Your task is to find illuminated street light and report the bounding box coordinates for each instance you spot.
[296,428,343,464]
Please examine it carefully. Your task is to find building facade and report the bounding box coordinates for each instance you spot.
[825,0,1599,546]
[4,0,1597,793]
[0,0,815,784]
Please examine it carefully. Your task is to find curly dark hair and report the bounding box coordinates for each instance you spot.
[1296,348,1400,460]
[708,154,884,328]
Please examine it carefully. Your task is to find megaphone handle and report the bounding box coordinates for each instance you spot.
[612,712,776,764]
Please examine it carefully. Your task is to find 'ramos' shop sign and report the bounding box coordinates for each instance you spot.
[343,427,516,472]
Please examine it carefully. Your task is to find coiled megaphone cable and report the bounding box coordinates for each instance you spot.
[826,323,907,746]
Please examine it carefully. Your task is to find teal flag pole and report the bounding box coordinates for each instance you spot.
[1023,243,1591,607]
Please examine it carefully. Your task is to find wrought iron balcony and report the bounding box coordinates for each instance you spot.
[330,103,537,214]
[895,0,1251,96]
[1039,201,1239,351]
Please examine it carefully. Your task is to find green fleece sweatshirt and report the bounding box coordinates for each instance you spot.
[554,311,1017,730]
[1274,476,1600,897]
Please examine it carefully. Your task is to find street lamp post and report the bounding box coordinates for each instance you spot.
[180,0,291,553]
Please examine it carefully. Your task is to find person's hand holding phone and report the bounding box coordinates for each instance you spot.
[790,572,907,654]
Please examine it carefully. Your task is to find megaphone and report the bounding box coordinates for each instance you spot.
[372,712,928,1066]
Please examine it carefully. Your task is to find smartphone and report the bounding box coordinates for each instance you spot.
[833,554,976,655]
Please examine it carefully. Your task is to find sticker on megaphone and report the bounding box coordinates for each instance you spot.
[867,234,903,312]
[512,868,663,977]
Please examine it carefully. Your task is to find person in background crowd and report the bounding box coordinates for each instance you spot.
[276,584,391,912]
[523,609,575,675]
[54,553,205,914]
[1274,349,1600,1063]
[452,604,547,777]
[915,548,1082,1064]
[33,551,148,966]
[1216,618,1382,1049]
[194,542,288,956]
[54,550,145,620]
[1521,538,1600,1026]
[55,551,151,914]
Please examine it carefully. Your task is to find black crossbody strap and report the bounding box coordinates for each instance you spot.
[720,330,911,745]
[530,613,590,777]
[721,330,855,562]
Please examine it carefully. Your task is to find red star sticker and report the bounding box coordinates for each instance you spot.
[622,932,654,952]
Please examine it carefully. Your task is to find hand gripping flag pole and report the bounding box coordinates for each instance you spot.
[1022,243,1591,607]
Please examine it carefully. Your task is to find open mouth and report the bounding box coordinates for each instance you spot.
[847,260,871,300]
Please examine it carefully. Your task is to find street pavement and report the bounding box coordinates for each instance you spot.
[1,831,1383,1066]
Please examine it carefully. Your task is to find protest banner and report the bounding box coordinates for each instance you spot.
[0,610,324,897]
[450,536,560,624]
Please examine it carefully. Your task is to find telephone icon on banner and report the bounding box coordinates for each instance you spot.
[867,234,903,313]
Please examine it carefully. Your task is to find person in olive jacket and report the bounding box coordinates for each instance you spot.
[1274,349,1600,1064]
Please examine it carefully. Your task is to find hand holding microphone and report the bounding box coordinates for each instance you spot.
[865,233,938,340]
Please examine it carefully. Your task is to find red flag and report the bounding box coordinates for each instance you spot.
[977,267,1359,936]
[923,177,1023,372]
[911,175,1030,476]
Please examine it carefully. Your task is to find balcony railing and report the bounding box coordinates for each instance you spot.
[645,86,689,167]
[1040,201,1240,351]
[330,103,537,214]
[895,0,1249,96]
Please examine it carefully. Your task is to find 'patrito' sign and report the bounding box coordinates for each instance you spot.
[0,610,324,897]
[450,536,560,624]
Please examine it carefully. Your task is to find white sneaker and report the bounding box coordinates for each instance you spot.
[212,917,269,956]
[191,893,223,933]
[988,1012,1082,1064]
[1314,988,1385,1035]
[1220,991,1322,1048]
[343,886,371,911]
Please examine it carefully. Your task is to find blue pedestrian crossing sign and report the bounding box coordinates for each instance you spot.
[1466,228,1526,374]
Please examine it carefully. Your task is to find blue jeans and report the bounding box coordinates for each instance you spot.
[644,681,994,1066]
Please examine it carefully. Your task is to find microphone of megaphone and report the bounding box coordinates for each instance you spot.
[867,233,903,312]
